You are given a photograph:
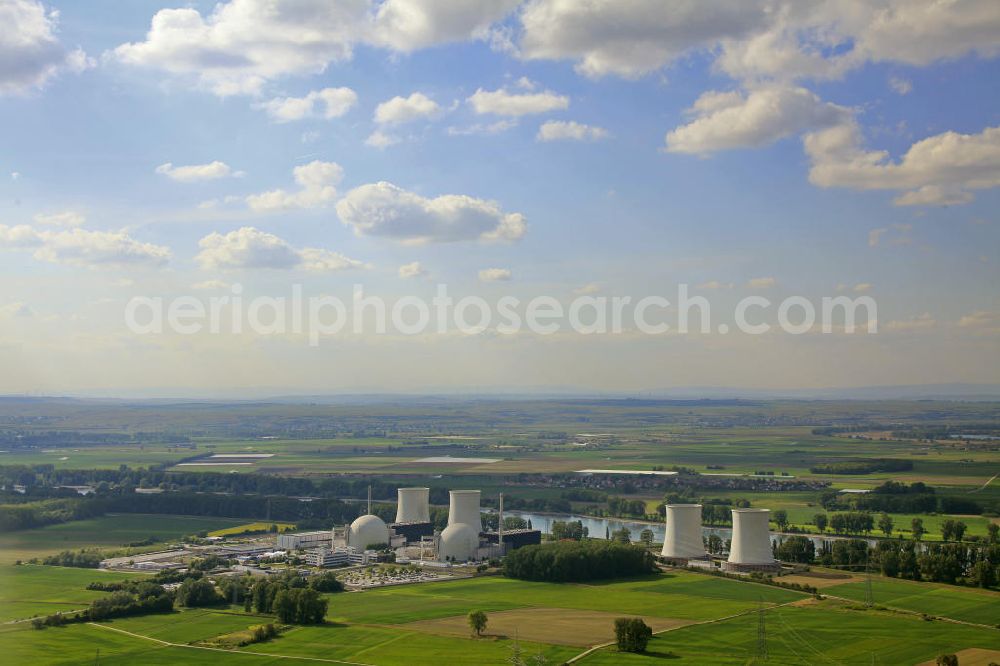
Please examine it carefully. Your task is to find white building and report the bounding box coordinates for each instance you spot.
[306,548,348,567]
[277,530,332,550]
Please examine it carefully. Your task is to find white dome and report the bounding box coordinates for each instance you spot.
[349,514,390,549]
[438,523,480,562]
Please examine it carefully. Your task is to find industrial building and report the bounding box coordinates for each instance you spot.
[660,504,708,564]
[305,548,349,568]
[277,530,332,550]
[481,528,542,550]
[724,508,780,573]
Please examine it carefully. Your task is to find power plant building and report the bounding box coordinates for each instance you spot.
[660,504,707,563]
[390,487,434,543]
[276,530,332,550]
[724,508,780,572]
[437,490,482,562]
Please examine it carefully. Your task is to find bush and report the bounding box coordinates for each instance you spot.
[41,550,102,568]
[176,578,224,607]
[272,587,327,625]
[776,536,815,563]
[614,618,652,653]
[308,572,344,593]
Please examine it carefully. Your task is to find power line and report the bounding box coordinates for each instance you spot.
[755,601,768,662]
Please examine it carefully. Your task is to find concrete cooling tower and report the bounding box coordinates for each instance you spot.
[348,514,390,550]
[438,490,481,562]
[395,487,430,523]
[661,504,707,560]
[727,509,777,569]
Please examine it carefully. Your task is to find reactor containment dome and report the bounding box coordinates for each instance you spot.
[348,513,390,550]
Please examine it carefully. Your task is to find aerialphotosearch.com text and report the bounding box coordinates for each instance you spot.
[124,284,878,347]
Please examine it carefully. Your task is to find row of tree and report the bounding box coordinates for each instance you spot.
[503,540,656,582]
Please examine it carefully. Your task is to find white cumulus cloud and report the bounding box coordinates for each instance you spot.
[369,0,520,51]
[364,130,400,149]
[258,87,357,123]
[467,86,569,116]
[0,0,93,95]
[336,181,526,243]
[0,224,171,267]
[537,120,608,142]
[478,267,511,282]
[374,91,442,124]
[196,226,363,272]
[245,160,343,211]
[805,122,1000,206]
[156,161,237,182]
[113,0,517,96]
[666,86,848,155]
[398,261,428,279]
[33,211,85,227]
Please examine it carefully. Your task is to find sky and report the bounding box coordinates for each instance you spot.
[0,0,998,397]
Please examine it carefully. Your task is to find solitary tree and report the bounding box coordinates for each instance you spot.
[614,618,652,653]
[772,510,789,532]
[878,513,894,537]
[988,522,999,544]
[911,518,925,541]
[468,610,488,637]
[814,513,828,533]
[639,528,655,547]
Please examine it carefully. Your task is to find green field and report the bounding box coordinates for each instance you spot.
[825,576,1000,625]
[0,514,247,565]
[0,565,142,622]
[4,567,1000,665]
[580,600,1000,665]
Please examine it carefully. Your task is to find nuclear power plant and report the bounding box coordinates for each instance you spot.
[723,508,780,573]
[275,488,787,577]
[286,486,542,566]
[660,504,708,564]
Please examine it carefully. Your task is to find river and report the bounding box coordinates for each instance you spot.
[502,510,877,550]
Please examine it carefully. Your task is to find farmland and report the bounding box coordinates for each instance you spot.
[2,566,999,665]
[0,514,248,565]
[2,397,998,663]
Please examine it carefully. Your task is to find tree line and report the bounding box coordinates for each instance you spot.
[503,540,656,582]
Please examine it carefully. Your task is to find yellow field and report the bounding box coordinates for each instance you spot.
[207,522,296,537]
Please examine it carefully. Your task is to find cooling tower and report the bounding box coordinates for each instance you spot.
[396,487,430,523]
[727,509,776,565]
[438,490,482,562]
[661,504,707,559]
[447,490,481,528]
